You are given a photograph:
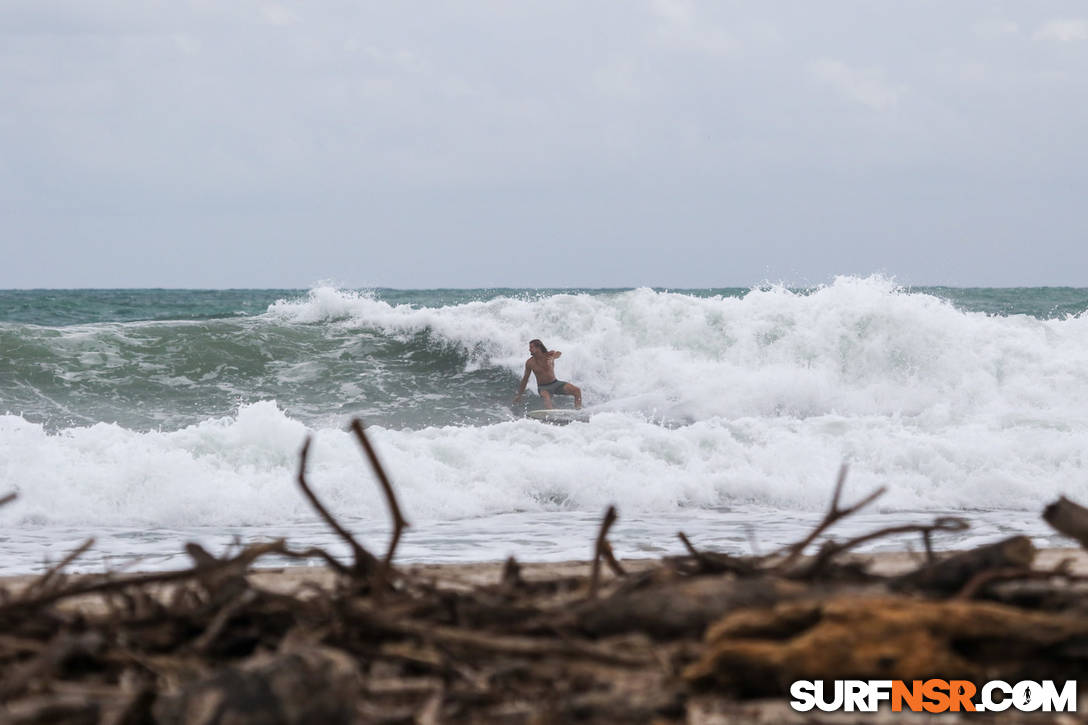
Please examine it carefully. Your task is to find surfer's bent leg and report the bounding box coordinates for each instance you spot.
[563,383,582,409]
[540,390,554,409]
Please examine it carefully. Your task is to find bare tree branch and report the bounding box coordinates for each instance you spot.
[590,506,619,598]
[28,538,96,596]
[775,464,886,569]
[350,419,409,572]
[296,435,379,579]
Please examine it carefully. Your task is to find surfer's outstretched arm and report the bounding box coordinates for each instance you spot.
[513,362,532,404]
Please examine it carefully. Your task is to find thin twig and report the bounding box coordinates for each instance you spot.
[776,464,886,569]
[29,538,96,595]
[922,530,935,562]
[391,618,655,667]
[678,531,703,560]
[675,530,716,574]
[589,506,618,598]
[674,532,759,575]
[955,567,1034,600]
[794,517,969,578]
[350,419,409,571]
[601,541,626,578]
[193,589,259,653]
[955,557,1083,600]
[296,435,379,577]
[0,541,286,616]
[501,557,522,588]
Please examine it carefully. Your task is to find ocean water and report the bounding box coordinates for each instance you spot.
[1,277,1087,574]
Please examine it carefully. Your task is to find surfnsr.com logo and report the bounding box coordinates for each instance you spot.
[790,680,1077,713]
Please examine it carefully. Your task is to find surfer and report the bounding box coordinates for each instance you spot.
[513,339,582,409]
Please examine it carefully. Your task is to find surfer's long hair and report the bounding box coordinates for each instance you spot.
[529,339,548,354]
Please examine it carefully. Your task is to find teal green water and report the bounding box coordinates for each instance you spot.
[3,287,1086,327]
[1,284,1086,433]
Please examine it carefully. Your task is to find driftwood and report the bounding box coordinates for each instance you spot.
[773,464,886,571]
[1044,496,1088,549]
[685,595,1088,696]
[2,431,1088,723]
[349,419,409,574]
[296,436,380,582]
[154,648,361,725]
[574,576,805,639]
[891,535,1036,594]
[589,506,623,598]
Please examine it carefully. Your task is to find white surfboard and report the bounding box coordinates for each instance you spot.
[527,409,590,424]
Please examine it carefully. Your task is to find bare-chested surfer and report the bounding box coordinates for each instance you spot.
[513,339,583,409]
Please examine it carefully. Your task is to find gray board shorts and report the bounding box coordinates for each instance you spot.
[537,379,569,396]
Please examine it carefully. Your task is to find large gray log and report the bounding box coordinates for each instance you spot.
[575,576,805,639]
[891,535,1035,594]
[1044,496,1088,549]
[154,647,360,725]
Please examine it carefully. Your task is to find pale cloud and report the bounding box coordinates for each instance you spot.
[650,0,693,26]
[972,18,1019,39]
[363,45,424,72]
[958,61,987,82]
[260,4,298,27]
[592,58,642,100]
[808,59,901,111]
[1033,19,1088,42]
[172,33,201,56]
[650,0,733,57]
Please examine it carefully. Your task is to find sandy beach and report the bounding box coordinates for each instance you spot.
[5,544,1086,607]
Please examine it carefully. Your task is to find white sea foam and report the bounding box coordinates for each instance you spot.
[2,395,1087,534]
[269,277,1088,424]
[3,278,1087,569]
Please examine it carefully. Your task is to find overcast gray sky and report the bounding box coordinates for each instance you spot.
[2,1,1086,288]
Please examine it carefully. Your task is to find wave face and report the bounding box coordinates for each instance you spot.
[2,278,1088,536]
